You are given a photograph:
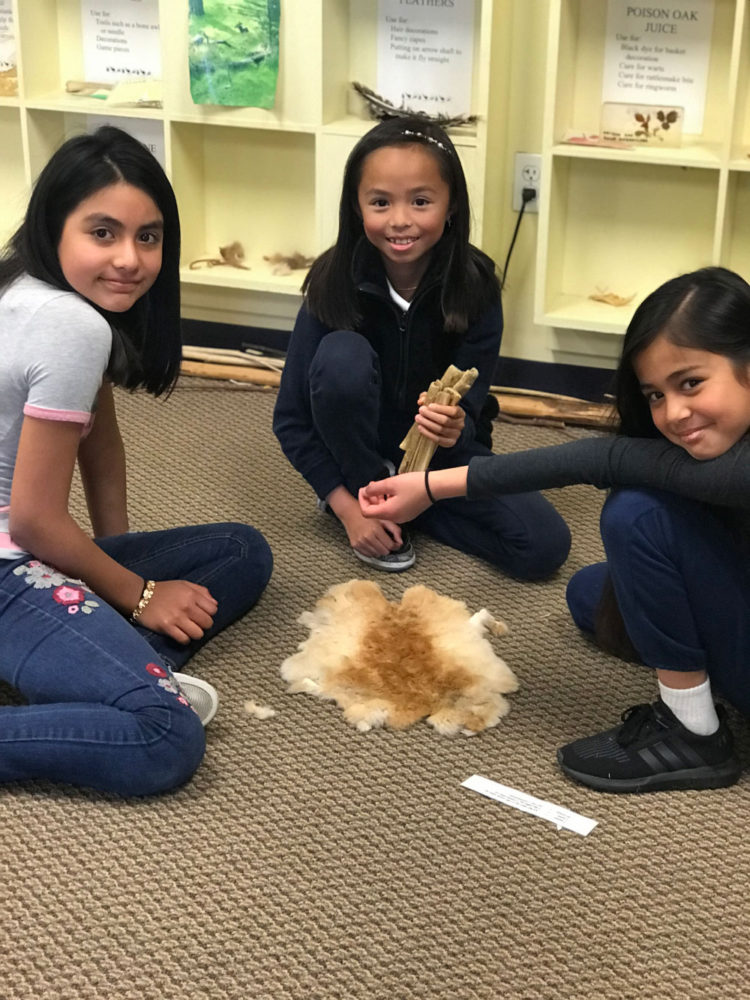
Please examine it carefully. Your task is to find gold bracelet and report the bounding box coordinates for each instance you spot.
[130,579,156,624]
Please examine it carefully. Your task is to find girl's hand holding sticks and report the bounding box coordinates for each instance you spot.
[414,392,466,448]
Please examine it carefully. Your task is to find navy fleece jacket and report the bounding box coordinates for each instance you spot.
[273,242,502,501]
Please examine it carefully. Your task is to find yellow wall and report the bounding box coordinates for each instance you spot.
[484,0,556,367]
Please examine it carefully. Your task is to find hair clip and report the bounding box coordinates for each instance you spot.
[401,129,451,154]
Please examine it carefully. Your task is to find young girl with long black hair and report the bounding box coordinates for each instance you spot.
[0,126,272,796]
[361,267,750,794]
[273,116,570,577]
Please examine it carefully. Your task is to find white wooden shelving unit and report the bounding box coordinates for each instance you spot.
[1,0,497,332]
[537,0,750,367]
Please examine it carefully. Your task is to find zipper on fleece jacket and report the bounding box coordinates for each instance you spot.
[357,279,435,411]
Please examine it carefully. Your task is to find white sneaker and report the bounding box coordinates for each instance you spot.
[173,673,219,727]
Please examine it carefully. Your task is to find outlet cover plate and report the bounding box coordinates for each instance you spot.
[512,152,541,213]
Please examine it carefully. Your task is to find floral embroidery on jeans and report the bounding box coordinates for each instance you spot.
[52,584,100,615]
[13,561,99,615]
[13,560,69,589]
[145,662,194,713]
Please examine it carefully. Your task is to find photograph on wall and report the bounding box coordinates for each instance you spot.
[188,0,280,108]
[0,0,17,97]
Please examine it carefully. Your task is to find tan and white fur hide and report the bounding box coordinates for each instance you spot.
[280,580,518,735]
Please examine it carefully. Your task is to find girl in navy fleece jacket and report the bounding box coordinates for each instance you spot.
[273,117,570,577]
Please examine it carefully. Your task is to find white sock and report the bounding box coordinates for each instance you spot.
[658,678,719,736]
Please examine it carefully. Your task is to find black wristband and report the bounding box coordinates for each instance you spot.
[424,469,436,505]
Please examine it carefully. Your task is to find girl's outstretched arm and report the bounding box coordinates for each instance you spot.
[359,467,469,523]
[466,435,750,506]
[77,383,129,537]
[361,434,750,523]
[10,416,217,642]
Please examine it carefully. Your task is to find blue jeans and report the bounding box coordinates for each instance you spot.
[309,330,571,580]
[566,489,750,713]
[0,522,273,796]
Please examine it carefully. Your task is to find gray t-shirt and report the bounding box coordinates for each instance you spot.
[0,274,112,559]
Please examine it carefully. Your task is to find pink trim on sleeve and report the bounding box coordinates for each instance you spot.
[0,531,26,559]
[24,403,92,424]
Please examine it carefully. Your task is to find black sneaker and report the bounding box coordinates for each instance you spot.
[353,529,415,573]
[557,700,742,794]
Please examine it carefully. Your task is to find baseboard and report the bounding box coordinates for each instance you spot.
[181,319,616,403]
[494,356,615,403]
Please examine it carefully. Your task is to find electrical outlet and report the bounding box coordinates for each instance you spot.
[512,152,541,213]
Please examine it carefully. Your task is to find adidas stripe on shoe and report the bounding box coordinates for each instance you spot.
[557,699,741,794]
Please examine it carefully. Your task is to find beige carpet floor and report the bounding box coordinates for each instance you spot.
[2,380,749,1000]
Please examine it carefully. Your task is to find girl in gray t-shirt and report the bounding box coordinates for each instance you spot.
[0,126,272,796]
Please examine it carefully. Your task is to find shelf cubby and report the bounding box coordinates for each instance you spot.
[538,155,718,334]
[3,0,497,330]
[538,0,750,344]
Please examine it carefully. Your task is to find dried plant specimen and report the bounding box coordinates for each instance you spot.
[189,241,250,270]
[633,109,679,140]
[263,252,315,275]
[589,290,635,307]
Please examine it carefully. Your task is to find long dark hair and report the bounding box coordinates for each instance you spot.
[303,116,500,334]
[614,266,750,437]
[0,125,181,395]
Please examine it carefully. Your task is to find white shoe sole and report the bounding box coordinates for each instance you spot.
[352,547,416,572]
[173,673,219,727]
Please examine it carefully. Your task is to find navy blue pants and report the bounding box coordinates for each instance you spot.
[566,489,750,714]
[309,330,571,580]
[0,522,273,795]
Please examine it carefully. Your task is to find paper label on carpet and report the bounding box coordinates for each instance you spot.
[462,774,598,836]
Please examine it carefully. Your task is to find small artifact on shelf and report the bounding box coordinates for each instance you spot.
[600,103,682,147]
[66,79,113,99]
[398,365,478,474]
[0,70,18,99]
[189,241,250,271]
[65,78,162,107]
[561,129,633,150]
[588,288,635,307]
[263,252,315,276]
[352,82,476,128]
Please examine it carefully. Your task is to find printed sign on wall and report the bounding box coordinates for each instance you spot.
[376,0,475,118]
[81,0,161,82]
[601,0,715,134]
[0,0,17,97]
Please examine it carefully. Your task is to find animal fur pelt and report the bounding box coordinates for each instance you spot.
[280,580,518,735]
